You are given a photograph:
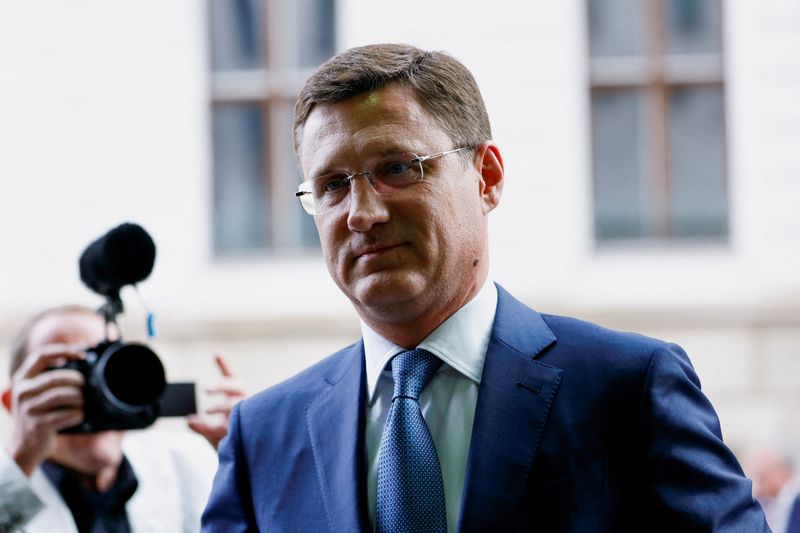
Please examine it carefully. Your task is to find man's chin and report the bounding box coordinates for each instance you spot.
[52,433,124,474]
[349,272,426,315]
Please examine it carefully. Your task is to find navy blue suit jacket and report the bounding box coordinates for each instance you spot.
[202,285,769,532]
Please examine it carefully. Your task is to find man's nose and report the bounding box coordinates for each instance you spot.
[347,174,390,231]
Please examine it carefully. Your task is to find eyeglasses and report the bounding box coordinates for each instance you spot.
[295,147,472,215]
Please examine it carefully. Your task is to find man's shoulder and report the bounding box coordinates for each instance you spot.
[122,428,218,493]
[497,285,678,362]
[123,429,217,531]
[533,312,691,385]
[541,312,671,353]
[495,287,683,383]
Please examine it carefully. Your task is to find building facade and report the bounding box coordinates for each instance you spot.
[0,0,798,449]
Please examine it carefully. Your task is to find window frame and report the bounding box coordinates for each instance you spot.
[209,0,332,254]
[588,0,728,241]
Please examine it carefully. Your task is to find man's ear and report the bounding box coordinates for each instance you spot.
[475,142,504,214]
[2,388,11,412]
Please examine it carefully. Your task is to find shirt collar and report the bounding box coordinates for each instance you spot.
[362,280,498,405]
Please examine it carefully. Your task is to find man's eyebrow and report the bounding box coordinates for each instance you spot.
[369,147,415,156]
[364,145,420,157]
[310,148,419,176]
[306,156,344,178]
[310,168,350,180]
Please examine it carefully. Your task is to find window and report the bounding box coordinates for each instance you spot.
[588,0,727,241]
[209,0,335,254]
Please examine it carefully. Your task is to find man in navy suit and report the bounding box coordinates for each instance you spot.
[202,43,769,532]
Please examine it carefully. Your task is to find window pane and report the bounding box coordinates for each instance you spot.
[209,0,333,252]
[213,105,270,252]
[668,87,727,237]
[295,0,336,67]
[592,89,649,239]
[588,0,646,57]
[210,0,263,70]
[664,0,721,54]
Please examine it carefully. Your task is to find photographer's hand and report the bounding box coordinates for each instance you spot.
[188,354,247,449]
[2,345,85,476]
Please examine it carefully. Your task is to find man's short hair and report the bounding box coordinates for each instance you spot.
[8,305,95,376]
[293,43,492,157]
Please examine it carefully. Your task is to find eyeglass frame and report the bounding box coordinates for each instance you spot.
[294,146,474,216]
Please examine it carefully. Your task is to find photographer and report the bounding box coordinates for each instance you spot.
[0,305,240,533]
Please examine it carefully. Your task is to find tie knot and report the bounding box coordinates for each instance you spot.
[390,348,442,400]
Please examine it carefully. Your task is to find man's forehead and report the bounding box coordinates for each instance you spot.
[28,311,103,349]
[299,86,447,170]
[309,86,421,125]
[355,91,383,114]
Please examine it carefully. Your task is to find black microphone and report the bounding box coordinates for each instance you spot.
[79,223,156,300]
[61,222,195,433]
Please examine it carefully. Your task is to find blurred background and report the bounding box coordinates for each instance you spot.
[0,0,798,457]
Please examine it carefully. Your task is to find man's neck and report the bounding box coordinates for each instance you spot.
[361,279,486,348]
[44,460,121,494]
[77,463,119,493]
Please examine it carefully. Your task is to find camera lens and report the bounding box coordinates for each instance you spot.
[100,343,166,407]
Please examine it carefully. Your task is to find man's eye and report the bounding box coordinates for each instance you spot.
[320,176,349,193]
[384,162,411,175]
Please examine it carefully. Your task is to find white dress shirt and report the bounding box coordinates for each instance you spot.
[363,280,498,532]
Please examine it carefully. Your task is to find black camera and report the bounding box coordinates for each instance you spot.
[61,341,166,433]
[61,223,194,433]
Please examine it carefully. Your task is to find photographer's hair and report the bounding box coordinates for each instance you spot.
[293,43,492,158]
[8,305,95,376]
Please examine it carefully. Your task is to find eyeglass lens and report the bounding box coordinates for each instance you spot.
[302,153,424,214]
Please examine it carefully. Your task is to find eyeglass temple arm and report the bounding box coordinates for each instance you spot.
[414,146,472,163]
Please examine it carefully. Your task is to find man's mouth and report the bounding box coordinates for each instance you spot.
[356,243,404,260]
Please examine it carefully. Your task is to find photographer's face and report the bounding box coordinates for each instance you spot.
[26,311,124,475]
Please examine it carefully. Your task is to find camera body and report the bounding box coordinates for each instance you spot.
[61,339,167,433]
[63,223,195,433]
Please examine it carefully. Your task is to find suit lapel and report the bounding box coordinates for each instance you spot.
[458,285,562,532]
[306,342,370,532]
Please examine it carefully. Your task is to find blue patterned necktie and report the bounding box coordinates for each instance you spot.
[375,348,447,533]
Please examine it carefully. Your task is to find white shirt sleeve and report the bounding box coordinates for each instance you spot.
[0,451,44,532]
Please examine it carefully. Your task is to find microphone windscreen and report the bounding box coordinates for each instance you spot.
[79,223,156,297]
